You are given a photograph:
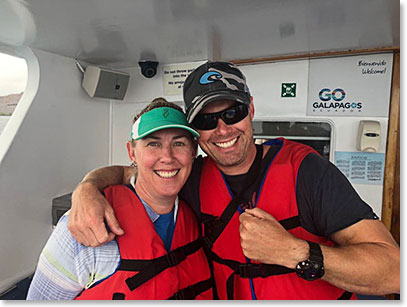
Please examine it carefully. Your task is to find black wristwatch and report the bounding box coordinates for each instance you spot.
[296,241,325,281]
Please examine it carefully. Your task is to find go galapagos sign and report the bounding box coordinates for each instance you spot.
[307,54,393,117]
[312,88,362,113]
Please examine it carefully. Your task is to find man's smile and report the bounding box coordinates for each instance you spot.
[213,137,238,149]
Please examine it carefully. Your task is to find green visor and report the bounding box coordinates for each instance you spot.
[131,107,200,140]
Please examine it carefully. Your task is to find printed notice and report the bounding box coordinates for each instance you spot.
[334,151,385,185]
[163,62,204,96]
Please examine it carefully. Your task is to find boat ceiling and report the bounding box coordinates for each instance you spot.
[0,0,400,68]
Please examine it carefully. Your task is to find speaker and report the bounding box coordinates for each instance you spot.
[82,65,130,100]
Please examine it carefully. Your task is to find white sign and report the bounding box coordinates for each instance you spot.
[163,62,204,96]
[335,151,385,185]
[307,53,393,117]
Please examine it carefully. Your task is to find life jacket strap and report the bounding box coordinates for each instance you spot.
[238,263,295,278]
[207,246,296,300]
[119,239,202,291]
[112,292,125,300]
[168,278,213,300]
[209,248,295,276]
[279,215,300,229]
[338,290,354,300]
[226,272,354,300]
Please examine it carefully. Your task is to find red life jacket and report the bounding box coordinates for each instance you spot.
[76,185,213,300]
[199,139,356,300]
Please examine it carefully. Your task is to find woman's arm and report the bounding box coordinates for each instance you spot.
[27,215,85,300]
[27,214,121,300]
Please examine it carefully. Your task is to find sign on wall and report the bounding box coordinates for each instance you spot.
[307,53,393,117]
[163,62,204,96]
[335,151,385,185]
[281,83,296,97]
[240,60,309,117]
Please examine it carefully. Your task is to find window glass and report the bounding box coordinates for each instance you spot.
[0,52,27,135]
[253,120,332,160]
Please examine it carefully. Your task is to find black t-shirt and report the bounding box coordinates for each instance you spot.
[179,143,377,238]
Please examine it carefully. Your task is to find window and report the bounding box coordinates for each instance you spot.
[253,120,333,160]
[0,52,27,136]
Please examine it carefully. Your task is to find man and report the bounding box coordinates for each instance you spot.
[69,62,399,299]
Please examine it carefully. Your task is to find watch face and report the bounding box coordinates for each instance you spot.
[296,260,325,281]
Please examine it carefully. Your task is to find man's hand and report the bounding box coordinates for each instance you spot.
[68,181,124,247]
[239,208,308,268]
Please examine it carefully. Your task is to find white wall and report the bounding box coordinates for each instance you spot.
[111,59,390,218]
[0,48,110,293]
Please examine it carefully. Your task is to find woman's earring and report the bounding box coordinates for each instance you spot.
[130,161,137,167]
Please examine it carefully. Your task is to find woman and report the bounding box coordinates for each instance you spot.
[27,98,213,300]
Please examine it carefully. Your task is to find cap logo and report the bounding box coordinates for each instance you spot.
[162,108,169,118]
[200,71,222,84]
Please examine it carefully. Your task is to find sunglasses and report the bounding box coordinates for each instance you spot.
[191,104,249,130]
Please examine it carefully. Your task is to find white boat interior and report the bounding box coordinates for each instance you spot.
[0,0,400,299]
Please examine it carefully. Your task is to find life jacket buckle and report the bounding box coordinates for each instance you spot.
[166,249,186,267]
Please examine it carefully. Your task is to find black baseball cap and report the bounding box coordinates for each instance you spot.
[183,61,251,123]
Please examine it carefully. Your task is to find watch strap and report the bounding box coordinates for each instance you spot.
[307,241,323,264]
